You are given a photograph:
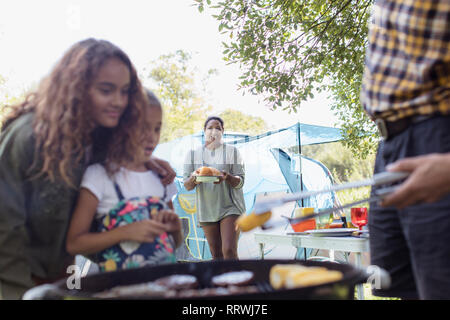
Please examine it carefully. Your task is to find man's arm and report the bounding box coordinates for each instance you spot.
[382,153,450,208]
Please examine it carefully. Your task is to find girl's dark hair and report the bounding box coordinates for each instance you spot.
[204,116,224,130]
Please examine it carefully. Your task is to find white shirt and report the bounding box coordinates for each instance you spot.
[185,144,242,168]
[81,164,178,219]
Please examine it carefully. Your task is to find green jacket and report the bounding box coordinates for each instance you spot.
[0,113,86,299]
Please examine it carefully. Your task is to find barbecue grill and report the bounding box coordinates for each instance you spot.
[23,259,389,300]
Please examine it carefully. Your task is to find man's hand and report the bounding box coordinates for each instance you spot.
[382,153,450,208]
[146,157,176,185]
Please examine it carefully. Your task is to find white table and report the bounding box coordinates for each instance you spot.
[254,232,370,300]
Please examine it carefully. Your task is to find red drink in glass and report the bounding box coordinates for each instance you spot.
[351,207,368,230]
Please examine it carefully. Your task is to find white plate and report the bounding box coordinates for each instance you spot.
[195,176,220,183]
[304,228,359,237]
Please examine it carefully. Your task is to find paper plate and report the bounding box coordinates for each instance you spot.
[305,228,359,237]
[196,176,220,183]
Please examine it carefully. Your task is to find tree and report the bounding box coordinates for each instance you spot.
[141,50,269,142]
[0,74,7,102]
[302,141,375,208]
[195,0,378,158]
[0,75,28,123]
[302,142,375,183]
[218,108,268,135]
[141,50,214,142]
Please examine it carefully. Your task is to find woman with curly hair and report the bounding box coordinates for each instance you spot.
[0,38,175,299]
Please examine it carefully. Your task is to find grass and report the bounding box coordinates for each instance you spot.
[337,188,400,301]
[357,283,401,300]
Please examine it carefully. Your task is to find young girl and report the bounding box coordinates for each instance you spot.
[0,39,175,299]
[66,90,182,272]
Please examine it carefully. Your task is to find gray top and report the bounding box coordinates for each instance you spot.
[183,144,246,223]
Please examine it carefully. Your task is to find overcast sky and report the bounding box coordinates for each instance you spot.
[0,0,340,129]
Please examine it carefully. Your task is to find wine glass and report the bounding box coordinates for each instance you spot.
[351,207,368,230]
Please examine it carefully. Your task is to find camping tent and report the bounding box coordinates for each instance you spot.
[153,122,343,260]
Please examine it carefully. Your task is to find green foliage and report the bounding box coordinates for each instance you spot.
[303,142,374,182]
[142,50,269,142]
[335,186,371,212]
[142,50,213,142]
[0,75,7,116]
[0,75,27,123]
[361,283,401,300]
[218,108,268,135]
[195,0,378,157]
[330,71,379,158]
[303,141,375,207]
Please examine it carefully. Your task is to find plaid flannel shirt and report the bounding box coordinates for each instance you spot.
[361,0,450,122]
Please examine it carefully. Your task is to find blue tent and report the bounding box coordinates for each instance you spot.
[270,148,336,208]
[153,122,343,260]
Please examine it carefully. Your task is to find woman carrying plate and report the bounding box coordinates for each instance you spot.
[183,116,245,260]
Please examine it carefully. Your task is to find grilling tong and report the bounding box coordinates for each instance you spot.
[237,171,410,231]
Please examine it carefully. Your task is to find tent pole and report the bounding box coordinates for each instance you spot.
[297,122,304,207]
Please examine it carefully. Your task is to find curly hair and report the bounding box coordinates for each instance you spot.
[2,38,147,187]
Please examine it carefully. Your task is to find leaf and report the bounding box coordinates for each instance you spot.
[198,0,377,155]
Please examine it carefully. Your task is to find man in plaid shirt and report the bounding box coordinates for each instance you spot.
[361,0,450,299]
